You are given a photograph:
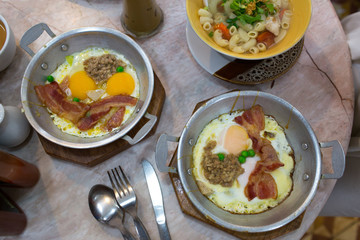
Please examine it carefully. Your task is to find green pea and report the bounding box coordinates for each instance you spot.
[65,55,74,65]
[241,150,249,158]
[208,31,214,37]
[238,156,246,164]
[248,149,255,157]
[73,97,80,102]
[47,75,54,82]
[116,66,124,72]
[217,153,225,161]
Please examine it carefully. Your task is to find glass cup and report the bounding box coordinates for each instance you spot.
[0,15,16,71]
[121,0,164,39]
[0,151,40,188]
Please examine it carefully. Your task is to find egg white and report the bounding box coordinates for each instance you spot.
[194,111,253,155]
[48,47,140,138]
[192,110,294,214]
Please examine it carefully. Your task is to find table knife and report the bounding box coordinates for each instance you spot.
[142,159,171,240]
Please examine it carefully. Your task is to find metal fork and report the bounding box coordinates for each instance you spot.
[108,166,150,240]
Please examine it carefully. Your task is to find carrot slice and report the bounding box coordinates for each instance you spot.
[279,8,287,19]
[256,31,275,48]
[214,23,231,40]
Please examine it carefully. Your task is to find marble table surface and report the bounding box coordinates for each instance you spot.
[0,0,354,239]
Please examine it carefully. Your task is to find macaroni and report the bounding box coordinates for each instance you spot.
[198,0,292,54]
[213,29,229,47]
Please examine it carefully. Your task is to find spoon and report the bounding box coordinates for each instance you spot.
[88,184,136,240]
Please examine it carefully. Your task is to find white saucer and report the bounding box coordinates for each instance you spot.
[185,22,234,75]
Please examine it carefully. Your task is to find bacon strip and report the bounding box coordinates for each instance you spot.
[234,105,284,201]
[235,105,265,153]
[34,82,89,123]
[59,76,69,93]
[77,107,111,131]
[105,107,126,131]
[235,105,265,131]
[260,139,286,172]
[77,95,137,131]
[245,171,278,200]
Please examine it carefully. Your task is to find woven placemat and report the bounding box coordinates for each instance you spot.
[214,38,304,84]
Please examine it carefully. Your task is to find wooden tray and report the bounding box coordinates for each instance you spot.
[167,99,305,240]
[38,72,165,167]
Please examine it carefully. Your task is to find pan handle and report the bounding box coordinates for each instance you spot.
[155,133,179,173]
[320,140,345,179]
[20,23,56,57]
[122,112,157,145]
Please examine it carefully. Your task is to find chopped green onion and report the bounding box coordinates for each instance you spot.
[203,6,208,10]
[217,153,225,161]
[73,97,80,102]
[208,31,214,37]
[241,150,249,158]
[116,66,124,72]
[227,0,275,25]
[257,7,265,14]
[265,3,275,13]
[230,1,240,11]
[65,55,74,65]
[238,14,262,24]
[46,75,54,82]
[238,156,246,164]
[226,18,239,28]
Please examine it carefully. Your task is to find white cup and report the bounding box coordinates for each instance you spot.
[0,15,16,72]
[0,104,31,147]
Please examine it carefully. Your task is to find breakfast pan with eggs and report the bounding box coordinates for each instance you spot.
[20,23,156,149]
[155,91,345,232]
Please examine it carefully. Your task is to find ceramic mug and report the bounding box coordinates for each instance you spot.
[0,104,30,147]
[0,15,16,71]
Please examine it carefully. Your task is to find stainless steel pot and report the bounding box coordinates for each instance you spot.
[20,23,156,149]
[155,91,345,232]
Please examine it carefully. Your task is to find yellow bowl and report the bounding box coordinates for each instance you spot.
[186,0,312,60]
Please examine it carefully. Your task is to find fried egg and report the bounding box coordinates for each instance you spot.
[49,47,140,138]
[192,110,294,214]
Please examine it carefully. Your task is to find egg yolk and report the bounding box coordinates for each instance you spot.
[69,71,96,100]
[224,125,249,155]
[106,72,135,96]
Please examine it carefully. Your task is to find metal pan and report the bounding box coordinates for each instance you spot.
[155,91,345,232]
[20,23,156,149]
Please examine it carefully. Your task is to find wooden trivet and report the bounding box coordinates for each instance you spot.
[38,72,165,167]
[167,99,305,239]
